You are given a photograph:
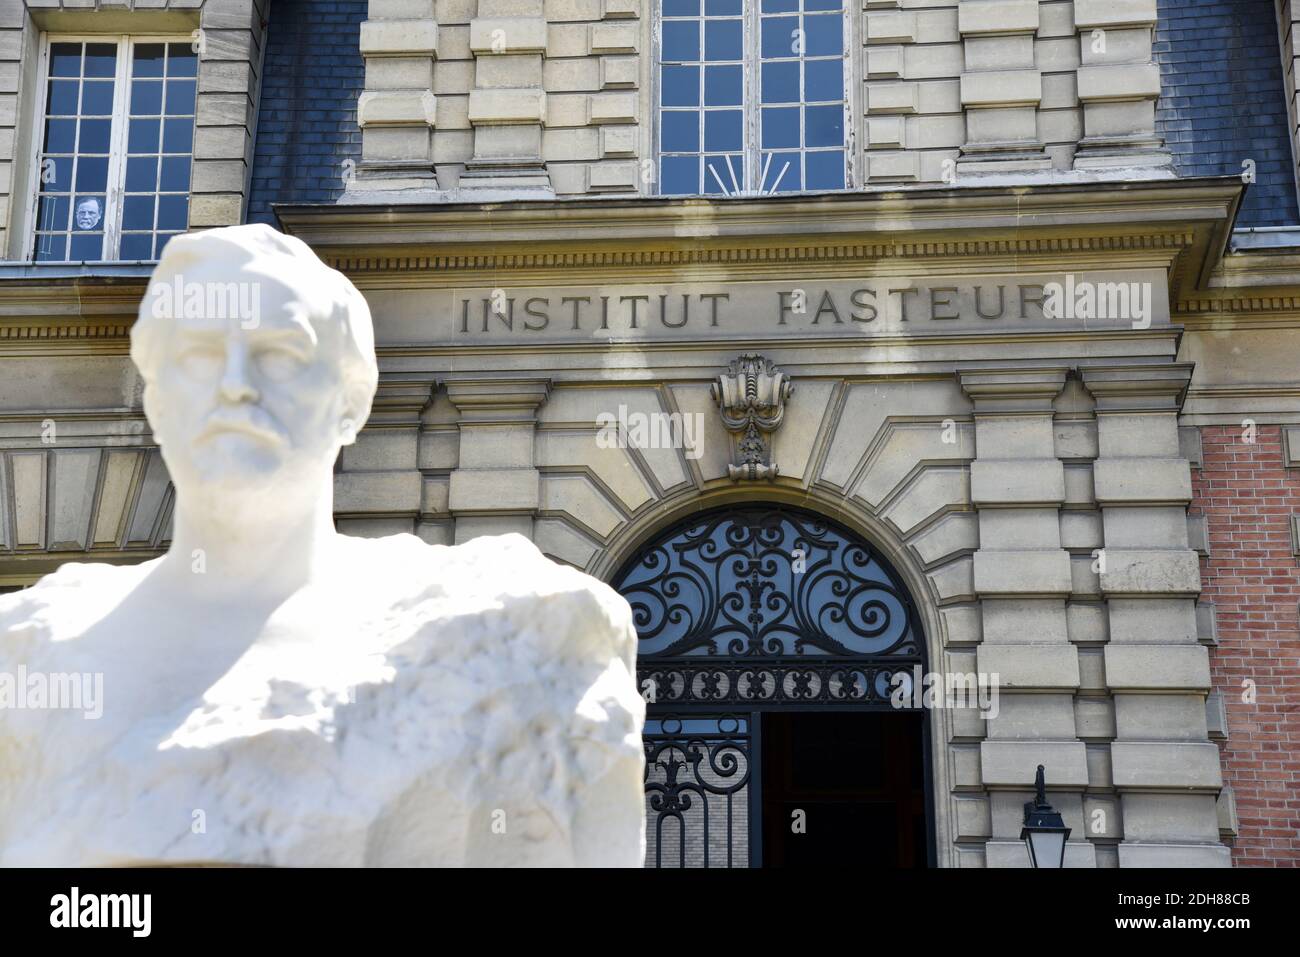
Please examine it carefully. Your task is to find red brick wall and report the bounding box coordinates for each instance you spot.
[1191,425,1300,866]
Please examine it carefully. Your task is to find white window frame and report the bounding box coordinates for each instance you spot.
[651,0,858,197]
[23,33,197,263]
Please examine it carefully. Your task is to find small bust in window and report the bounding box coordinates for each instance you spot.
[0,223,645,867]
[74,197,102,231]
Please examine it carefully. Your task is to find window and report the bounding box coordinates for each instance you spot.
[30,37,197,263]
[657,0,850,196]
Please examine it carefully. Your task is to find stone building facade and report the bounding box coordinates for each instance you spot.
[0,0,1297,867]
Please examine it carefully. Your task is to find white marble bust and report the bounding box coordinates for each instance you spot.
[0,224,645,867]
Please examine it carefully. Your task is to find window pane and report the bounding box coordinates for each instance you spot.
[157,194,188,231]
[704,64,741,106]
[705,0,742,13]
[703,109,742,151]
[762,17,799,58]
[43,118,76,153]
[162,117,193,153]
[75,156,109,193]
[46,80,79,115]
[166,44,198,77]
[805,150,845,190]
[660,155,699,195]
[662,21,700,61]
[133,44,166,77]
[761,107,800,149]
[128,117,160,153]
[126,155,159,192]
[704,19,742,61]
[762,61,799,103]
[803,14,843,56]
[122,194,155,231]
[119,233,153,261]
[35,195,69,232]
[805,0,843,10]
[762,151,801,192]
[49,43,81,78]
[83,44,116,78]
[805,104,843,147]
[40,156,72,193]
[81,80,115,116]
[165,79,196,115]
[704,154,742,194]
[805,59,842,102]
[34,234,68,262]
[662,111,699,152]
[131,80,163,115]
[70,232,104,261]
[159,155,191,191]
[72,195,105,232]
[78,118,112,153]
[661,65,699,106]
[761,0,798,11]
[662,0,699,15]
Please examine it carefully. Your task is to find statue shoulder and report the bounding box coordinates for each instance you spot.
[0,560,153,644]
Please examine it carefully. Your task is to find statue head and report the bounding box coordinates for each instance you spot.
[131,224,378,501]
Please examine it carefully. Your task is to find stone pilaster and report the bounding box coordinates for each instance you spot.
[1071,0,1170,170]
[444,378,550,542]
[960,369,1093,867]
[1082,365,1229,867]
[462,0,552,194]
[351,0,439,193]
[956,0,1050,171]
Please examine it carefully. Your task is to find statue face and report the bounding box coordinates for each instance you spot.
[145,258,350,494]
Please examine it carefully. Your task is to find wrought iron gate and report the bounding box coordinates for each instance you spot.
[612,505,927,868]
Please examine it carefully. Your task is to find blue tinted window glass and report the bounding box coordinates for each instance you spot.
[165,79,196,115]
[35,195,69,232]
[661,65,699,106]
[806,149,845,189]
[761,17,799,58]
[662,0,699,15]
[704,64,742,106]
[119,233,153,261]
[43,118,75,153]
[46,80,79,115]
[75,156,109,192]
[805,0,842,10]
[805,59,842,101]
[805,104,843,147]
[34,234,68,261]
[761,0,798,11]
[83,44,116,78]
[705,0,742,13]
[41,157,72,192]
[132,44,165,77]
[131,79,163,115]
[50,43,81,78]
[162,117,192,153]
[804,14,843,56]
[122,195,155,231]
[704,19,742,60]
[166,45,197,77]
[156,194,188,231]
[127,118,159,153]
[761,61,799,103]
[160,156,191,192]
[662,111,699,152]
[762,151,802,192]
[704,109,742,151]
[125,155,158,192]
[81,80,114,116]
[662,21,700,61]
[761,107,800,149]
[78,118,112,152]
[661,155,699,194]
[704,154,742,194]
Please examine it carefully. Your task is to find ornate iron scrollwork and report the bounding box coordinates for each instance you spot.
[614,505,924,708]
[712,353,792,481]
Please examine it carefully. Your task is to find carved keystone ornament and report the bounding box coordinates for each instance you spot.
[711,353,793,481]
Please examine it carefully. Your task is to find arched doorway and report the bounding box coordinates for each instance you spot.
[612,504,933,868]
